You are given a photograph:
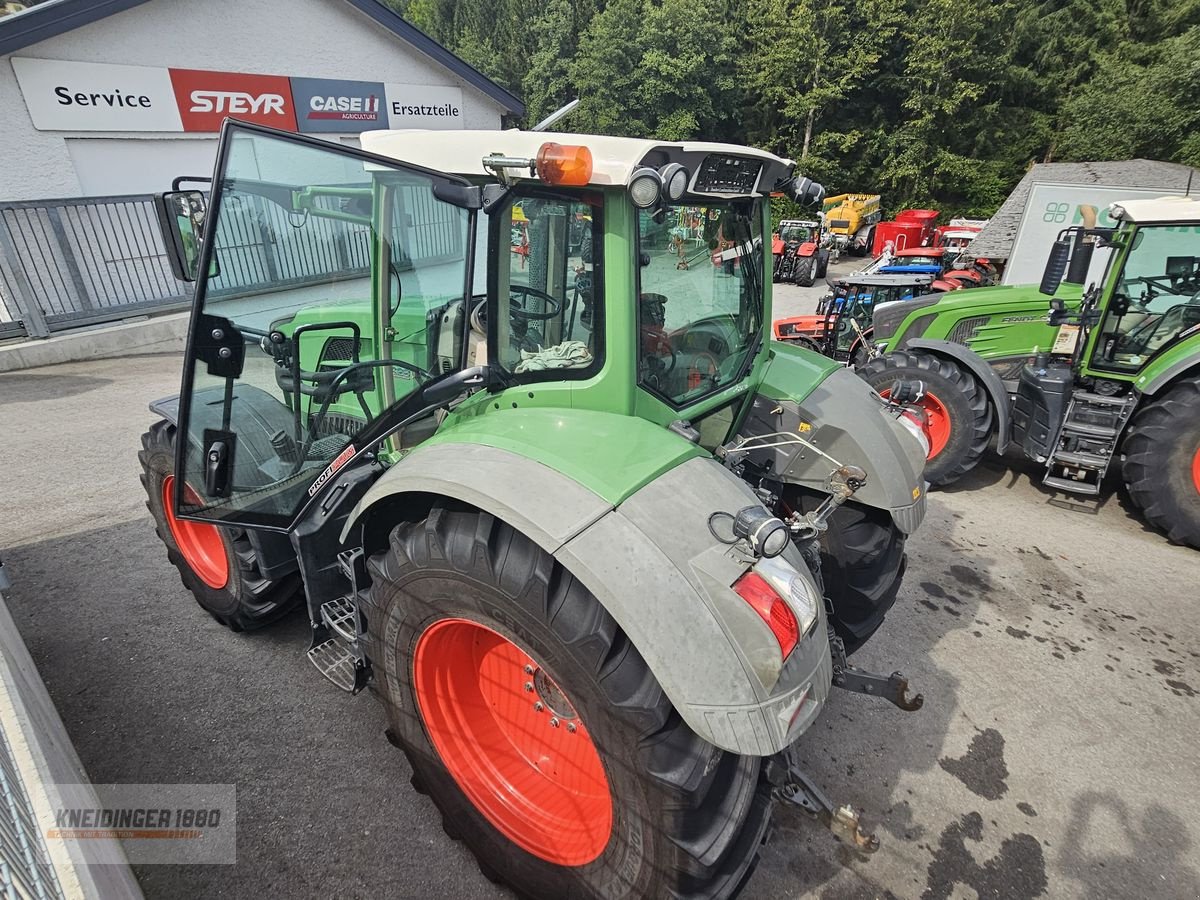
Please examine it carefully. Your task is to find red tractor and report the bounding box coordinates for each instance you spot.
[771,218,829,286]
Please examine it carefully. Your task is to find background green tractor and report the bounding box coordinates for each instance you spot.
[143,119,929,899]
[861,197,1200,548]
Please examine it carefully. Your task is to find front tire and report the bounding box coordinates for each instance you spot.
[1122,378,1200,549]
[794,256,815,287]
[139,419,302,630]
[815,249,830,279]
[860,350,993,486]
[363,505,772,899]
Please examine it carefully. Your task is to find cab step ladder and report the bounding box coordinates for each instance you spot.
[1042,390,1138,496]
[306,548,372,694]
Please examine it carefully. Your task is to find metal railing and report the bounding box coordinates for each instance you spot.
[0,194,190,339]
[0,187,464,340]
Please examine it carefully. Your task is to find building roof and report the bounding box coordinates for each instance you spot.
[0,0,524,115]
[969,160,1199,259]
[361,129,794,188]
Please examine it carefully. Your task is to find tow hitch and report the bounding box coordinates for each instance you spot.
[828,626,924,711]
[768,752,880,853]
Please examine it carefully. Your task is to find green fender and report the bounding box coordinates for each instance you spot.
[340,441,833,756]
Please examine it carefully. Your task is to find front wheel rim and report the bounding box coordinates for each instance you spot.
[880,388,952,459]
[413,618,613,866]
[161,476,229,590]
[1191,446,1200,496]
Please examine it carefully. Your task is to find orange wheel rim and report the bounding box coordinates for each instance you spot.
[880,388,952,459]
[413,618,613,866]
[162,475,229,590]
[1192,446,1200,496]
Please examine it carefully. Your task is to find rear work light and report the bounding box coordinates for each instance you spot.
[536,142,593,186]
[733,571,800,658]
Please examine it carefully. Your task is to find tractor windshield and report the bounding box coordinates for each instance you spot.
[1092,224,1200,371]
[640,201,763,407]
[779,223,812,243]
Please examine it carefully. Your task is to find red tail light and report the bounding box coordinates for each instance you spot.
[733,572,799,658]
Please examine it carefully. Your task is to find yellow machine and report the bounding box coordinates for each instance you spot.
[822,193,882,255]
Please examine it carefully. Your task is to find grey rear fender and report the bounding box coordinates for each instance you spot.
[744,367,928,534]
[905,338,1011,454]
[342,445,832,755]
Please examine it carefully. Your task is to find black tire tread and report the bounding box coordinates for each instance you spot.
[860,349,993,485]
[1122,377,1200,549]
[362,506,773,899]
[138,418,301,631]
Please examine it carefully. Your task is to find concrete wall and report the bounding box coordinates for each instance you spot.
[0,0,509,201]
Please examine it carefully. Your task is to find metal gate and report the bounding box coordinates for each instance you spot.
[0,187,463,340]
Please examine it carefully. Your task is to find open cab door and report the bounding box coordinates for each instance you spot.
[159,120,479,531]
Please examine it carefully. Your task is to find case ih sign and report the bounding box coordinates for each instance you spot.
[12,58,464,133]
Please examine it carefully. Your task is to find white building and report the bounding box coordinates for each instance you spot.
[0,0,524,201]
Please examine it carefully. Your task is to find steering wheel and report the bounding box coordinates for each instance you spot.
[509,284,562,321]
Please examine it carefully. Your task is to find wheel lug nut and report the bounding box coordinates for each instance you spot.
[549,717,560,728]
[524,665,534,675]
[524,682,534,692]
[566,723,577,733]
[534,702,544,713]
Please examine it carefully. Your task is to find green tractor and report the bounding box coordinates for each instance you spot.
[143,119,930,899]
[861,197,1200,548]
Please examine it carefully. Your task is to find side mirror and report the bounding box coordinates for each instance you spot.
[1039,239,1071,296]
[155,190,208,282]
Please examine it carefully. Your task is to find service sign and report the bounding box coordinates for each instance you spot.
[384,84,464,130]
[290,77,386,133]
[169,68,297,133]
[11,58,183,132]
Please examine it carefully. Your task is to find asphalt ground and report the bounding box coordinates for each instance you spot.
[2,279,1198,898]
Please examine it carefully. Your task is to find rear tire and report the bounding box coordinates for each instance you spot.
[794,256,815,287]
[139,419,302,631]
[1122,378,1200,549]
[860,350,993,486]
[363,505,772,900]
[789,490,906,654]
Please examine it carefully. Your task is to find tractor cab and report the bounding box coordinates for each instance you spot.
[155,122,824,530]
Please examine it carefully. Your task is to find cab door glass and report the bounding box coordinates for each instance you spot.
[638,202,763,407]
[1093,225,1200,370]
[177,125,470,527]
[491,194,602,379]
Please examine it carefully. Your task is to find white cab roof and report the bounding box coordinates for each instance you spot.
[360,129,794,187]
[1110,195,1200,224]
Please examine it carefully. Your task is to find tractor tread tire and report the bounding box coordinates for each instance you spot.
[794,256,815,287]
[815,250,830,280]
[362,504,773,900]
[1121,377,1200,549]
[138,418,302,631]
[789,490,906,653]
[860,350,993,486]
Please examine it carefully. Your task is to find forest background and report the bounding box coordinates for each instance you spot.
[392,0,1200,219]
